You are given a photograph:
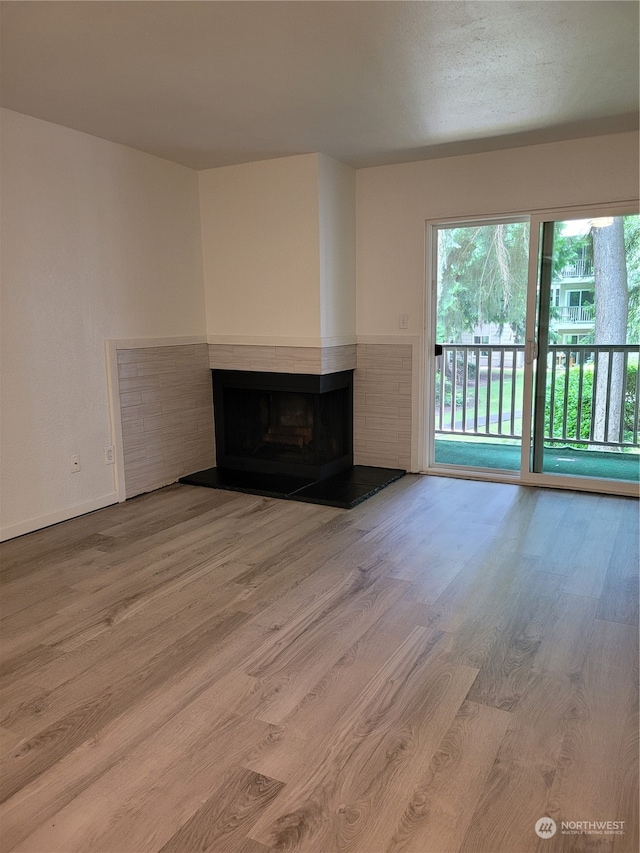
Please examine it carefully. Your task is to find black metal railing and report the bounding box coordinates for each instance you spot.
[435,344,639,448]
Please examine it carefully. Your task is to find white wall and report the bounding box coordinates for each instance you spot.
[0,109,205,539]
[199,154,322,344]
[3,116,636,537]
[356,131,640,336]
[318,154,356,343]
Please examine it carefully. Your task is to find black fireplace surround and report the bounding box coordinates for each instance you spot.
[213,368,353,481]
[180,367,405,508]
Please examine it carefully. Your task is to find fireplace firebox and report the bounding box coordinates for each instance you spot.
[212,369,353,481]
[181,367,404,508]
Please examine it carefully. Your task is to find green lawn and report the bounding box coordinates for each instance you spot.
[438,367,525,435]
[476,368,525,430]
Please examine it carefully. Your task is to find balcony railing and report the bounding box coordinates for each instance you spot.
[558,258,594,279]
[545,345,639,447]
[435,344,639,448]
[435,346,525,439]
[554,305,594,324]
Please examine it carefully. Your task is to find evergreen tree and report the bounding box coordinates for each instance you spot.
[592,217,629,444]
[437,223,529,343]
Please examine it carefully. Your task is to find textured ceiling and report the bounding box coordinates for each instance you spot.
[1,1,638,170]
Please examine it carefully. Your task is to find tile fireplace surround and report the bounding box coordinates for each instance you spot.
[113,340,412,499]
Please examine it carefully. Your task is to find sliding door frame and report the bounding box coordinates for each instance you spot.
[520,200,639,498]
[424,214,530,481]
[423,200,639,497]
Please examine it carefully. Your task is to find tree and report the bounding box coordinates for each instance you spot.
[437,222,529,343]
[592,217,628,444]
[623,216,640,342]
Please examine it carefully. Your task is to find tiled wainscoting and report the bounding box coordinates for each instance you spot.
[208,343,357,375]
[113,340,414,499]
[116,343,215,498]
[354,343,412,470]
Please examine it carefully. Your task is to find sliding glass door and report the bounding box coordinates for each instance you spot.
[525,212,639,492]
[427,207,639,495]
[430,218,529,474]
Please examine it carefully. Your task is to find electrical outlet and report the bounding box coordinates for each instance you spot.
[104,445,115,465]
[70,454,81,474]
[398,313,409,330]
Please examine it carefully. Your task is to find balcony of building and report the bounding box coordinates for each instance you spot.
[434,344,639,482]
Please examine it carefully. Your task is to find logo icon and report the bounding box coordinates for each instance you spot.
[535,817,557,839]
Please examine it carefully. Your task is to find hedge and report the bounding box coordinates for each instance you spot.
[545,362,638,444]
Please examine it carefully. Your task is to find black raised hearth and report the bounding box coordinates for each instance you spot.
[180,368,405,508]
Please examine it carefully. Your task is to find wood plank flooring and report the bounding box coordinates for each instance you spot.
[0,476,637,853]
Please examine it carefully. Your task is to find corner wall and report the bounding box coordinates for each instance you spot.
[199,154,323,344]
[0,110,207,539]
[199,152,357,349]
[318,154,356,343]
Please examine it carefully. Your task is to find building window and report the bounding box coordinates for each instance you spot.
[473,335,490,344]
[567,289,594,307]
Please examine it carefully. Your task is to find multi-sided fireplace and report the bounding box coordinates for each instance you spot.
[212,369,353,480]
[180,366,404,508]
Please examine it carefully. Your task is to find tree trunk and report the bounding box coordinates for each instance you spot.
[592,217,628,444]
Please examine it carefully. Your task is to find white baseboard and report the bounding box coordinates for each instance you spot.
[0,492,119,542]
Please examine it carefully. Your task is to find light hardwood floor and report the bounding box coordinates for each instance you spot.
[0,475,637,853]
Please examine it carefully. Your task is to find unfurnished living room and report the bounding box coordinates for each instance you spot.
[0,2,638,852]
